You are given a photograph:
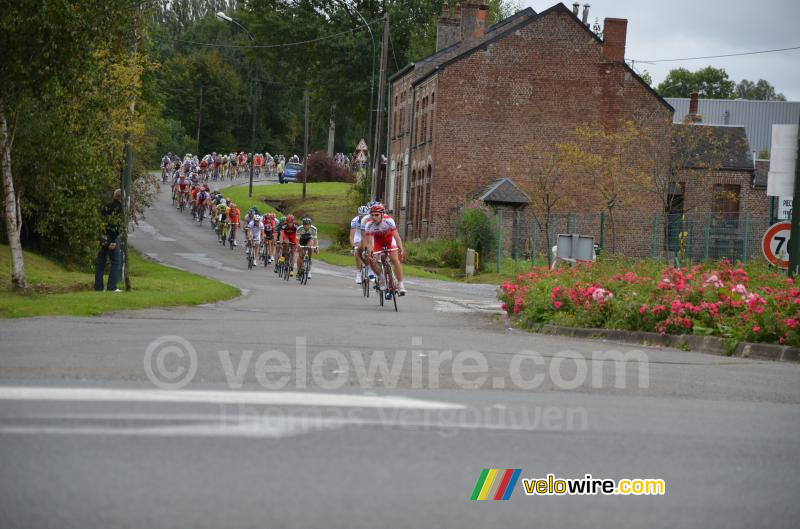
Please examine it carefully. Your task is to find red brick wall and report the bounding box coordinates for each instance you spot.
[423,9,672,254]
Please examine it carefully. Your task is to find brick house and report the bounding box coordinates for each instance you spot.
[667,94,770,261]
[385,1,674,256]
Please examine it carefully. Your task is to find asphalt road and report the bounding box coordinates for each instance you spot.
[1,181,799,529]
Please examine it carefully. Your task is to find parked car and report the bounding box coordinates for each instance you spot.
[281,162,303,183]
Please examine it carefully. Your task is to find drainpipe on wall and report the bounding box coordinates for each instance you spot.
[403,85,418,239]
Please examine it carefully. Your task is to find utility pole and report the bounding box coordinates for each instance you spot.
[327,103,336,157]
[248,73,256,198]
[371,12,390,202]
[790,113,800,277]
[196,85,203,151]
[303,88,309,201]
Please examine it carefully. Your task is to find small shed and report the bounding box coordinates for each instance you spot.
[478,178,531,258]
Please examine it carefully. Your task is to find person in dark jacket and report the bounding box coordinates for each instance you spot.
[95,189,123,292]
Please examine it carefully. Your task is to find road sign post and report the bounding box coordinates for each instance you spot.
[356,139,369,203]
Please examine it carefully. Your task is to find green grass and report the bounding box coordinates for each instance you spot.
[220,182,352,240]
[220,182,539,285]
[0,245,240,318]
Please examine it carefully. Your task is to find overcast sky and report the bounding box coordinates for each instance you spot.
[520,0,800,100]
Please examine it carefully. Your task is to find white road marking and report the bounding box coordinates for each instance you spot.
[175,253,239,273]
[431,296,503,314]
[133,221,176,242]
[0,386,465,410]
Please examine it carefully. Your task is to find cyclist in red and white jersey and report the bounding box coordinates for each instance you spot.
[360,203,406,294]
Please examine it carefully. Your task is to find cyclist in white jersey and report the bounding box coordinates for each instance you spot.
[350,205,371,283]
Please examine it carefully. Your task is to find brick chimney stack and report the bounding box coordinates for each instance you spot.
[436,1,462,51]
[460,2,488,42]
[572,2,580,16]
[602,18,627,62]
[685,92,703,123]
[582,3,590,25]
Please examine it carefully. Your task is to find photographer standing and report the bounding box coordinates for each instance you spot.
[94,189,123,292]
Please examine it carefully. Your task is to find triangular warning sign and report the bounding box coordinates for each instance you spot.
[356,138,368,152]
[356,151,367,163]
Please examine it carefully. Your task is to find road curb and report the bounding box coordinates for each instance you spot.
[538,324,799,362]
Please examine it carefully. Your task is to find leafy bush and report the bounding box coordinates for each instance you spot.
[498,258,800,347]
[406,239,465,269]
[299,151,354,183]
[455,200,496,270]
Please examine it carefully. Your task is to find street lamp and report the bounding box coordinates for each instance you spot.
[336,1,376,204]
[216,11,255,41]
[217,11,258,198]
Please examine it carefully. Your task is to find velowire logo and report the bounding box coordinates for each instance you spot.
[469,469,522,500]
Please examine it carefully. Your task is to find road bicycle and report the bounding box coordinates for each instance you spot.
[375,246,399,312]
[260,241,270,267]
[276,243,296,280]
[245,239,256,270]
[228,224,236,250]
[357,248,371,298]
[296,245,314,285]
[218,220,229,245]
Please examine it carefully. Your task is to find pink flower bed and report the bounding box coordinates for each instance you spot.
[498,259,799,347]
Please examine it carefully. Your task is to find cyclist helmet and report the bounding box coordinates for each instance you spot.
[302,217,312,225]
[286,214,295,223]
[279,216,287,224]
[370,203,385,214]
[250,206,260,215]
[357,205,369,215]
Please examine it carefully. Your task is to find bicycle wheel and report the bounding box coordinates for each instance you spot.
[302,256,311,285]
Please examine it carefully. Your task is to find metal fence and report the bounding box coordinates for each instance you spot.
[490,209,773,271]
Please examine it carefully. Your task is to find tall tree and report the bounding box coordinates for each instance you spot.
[657,66,736,99]
[0,0,146,290]
[735,78,786,101]
[558,121,653,253]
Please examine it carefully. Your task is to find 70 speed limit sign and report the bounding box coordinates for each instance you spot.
[762,221,791,269]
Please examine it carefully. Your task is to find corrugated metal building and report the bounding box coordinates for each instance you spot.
[665,98,800,155]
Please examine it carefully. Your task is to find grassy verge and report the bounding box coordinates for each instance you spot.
[0,245,239,318]
[221,181,538,285]
[220,182,351,240]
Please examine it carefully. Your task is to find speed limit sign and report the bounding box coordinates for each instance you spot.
[762,221,791,269]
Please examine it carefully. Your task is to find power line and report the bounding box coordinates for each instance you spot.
[631,44,800,64]
[172,16,382,49]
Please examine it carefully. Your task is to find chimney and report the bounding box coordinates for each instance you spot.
[436,1,462,51]
[689,92,699,114]
[582,3,590,25]
[460,2,488,42]
[572,2,580,16]
[685,92,703,123]
[602,18,627,62]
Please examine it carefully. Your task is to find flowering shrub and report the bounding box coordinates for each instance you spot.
[498,257,800,347]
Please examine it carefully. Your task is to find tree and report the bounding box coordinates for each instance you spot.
[735,78,786,101]
[513,141,574,261]
[657,66,736,99]
[638,118,744,256]
[558,121,653,253]
[0,0,146,290]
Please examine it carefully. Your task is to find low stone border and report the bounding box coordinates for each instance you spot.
[538,324,799,362]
